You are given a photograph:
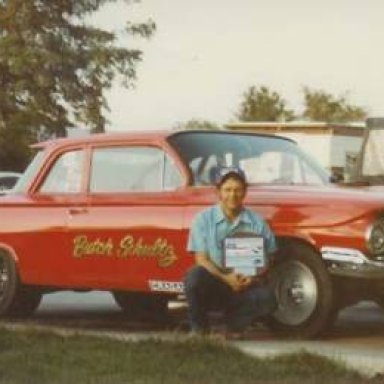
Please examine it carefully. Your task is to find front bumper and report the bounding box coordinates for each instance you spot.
[321,246,384,279]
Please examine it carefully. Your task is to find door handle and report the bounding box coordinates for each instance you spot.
[68,207,88,215]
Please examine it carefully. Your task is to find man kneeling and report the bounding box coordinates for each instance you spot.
[184,167,277,337]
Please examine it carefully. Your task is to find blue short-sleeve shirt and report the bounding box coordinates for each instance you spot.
[187,204,277,268]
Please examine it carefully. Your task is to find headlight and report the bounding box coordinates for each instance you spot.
[366,218,384,255]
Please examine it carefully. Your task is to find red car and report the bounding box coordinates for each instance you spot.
[1,130,384,338]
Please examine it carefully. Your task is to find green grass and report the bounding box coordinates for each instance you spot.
[0,327,377,384]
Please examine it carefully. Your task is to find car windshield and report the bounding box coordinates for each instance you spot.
[168,131,329,186]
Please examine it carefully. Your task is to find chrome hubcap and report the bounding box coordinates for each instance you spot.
[272,260,318,325]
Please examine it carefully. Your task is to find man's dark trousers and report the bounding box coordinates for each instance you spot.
[184,265,277,332]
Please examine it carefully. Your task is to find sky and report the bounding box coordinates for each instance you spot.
[91,0,384,131]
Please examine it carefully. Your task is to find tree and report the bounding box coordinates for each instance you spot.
[0,0,155,170]
[0,125,33,171]
[302,87,367,123]
[174,119,221,131]
[236,85,294,122]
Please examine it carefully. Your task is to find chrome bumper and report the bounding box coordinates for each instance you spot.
[321,246,384,279]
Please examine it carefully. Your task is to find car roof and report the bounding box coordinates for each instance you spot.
[32,129,295,149]
[32,130,172,149]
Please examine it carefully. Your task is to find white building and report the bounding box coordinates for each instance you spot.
[226,121,365,180]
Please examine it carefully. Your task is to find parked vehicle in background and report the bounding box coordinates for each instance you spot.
[1,130,384,338]
[0,172,22,194]
[351,117,384,185]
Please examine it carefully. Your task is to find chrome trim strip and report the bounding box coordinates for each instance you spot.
[321,246,384,279]
[321,247,366,264]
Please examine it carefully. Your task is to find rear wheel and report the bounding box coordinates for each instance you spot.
[0,250,42,316]
[113,291,169,322]
[267,243,334,338]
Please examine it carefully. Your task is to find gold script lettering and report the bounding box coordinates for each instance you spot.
[72,234,178,268]
[119,235,178,267]
[73,235,114,258]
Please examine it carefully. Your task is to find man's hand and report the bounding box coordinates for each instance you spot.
[224,272,252,292]
[194,253,255,292]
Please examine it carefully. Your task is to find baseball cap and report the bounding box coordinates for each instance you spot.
[210,166,247,187]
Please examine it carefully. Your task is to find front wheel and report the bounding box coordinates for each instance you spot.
[267,243,334,339]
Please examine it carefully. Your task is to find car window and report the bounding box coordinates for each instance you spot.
[163,152,183,190]
[90,146,182,193]
[39,150,84,193]
[13,150,45,193]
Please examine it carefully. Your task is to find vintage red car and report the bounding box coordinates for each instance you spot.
[1,129,384,338]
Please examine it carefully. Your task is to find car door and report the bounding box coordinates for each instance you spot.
[18,147,89,286]
[67,144,190,292]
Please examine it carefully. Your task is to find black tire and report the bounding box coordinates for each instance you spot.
[374,296,384,310]
[113,291,169,322]
[0,250,42,316]
[266,242,334,339]
[0,250,19,315]
[8,287,42,316]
